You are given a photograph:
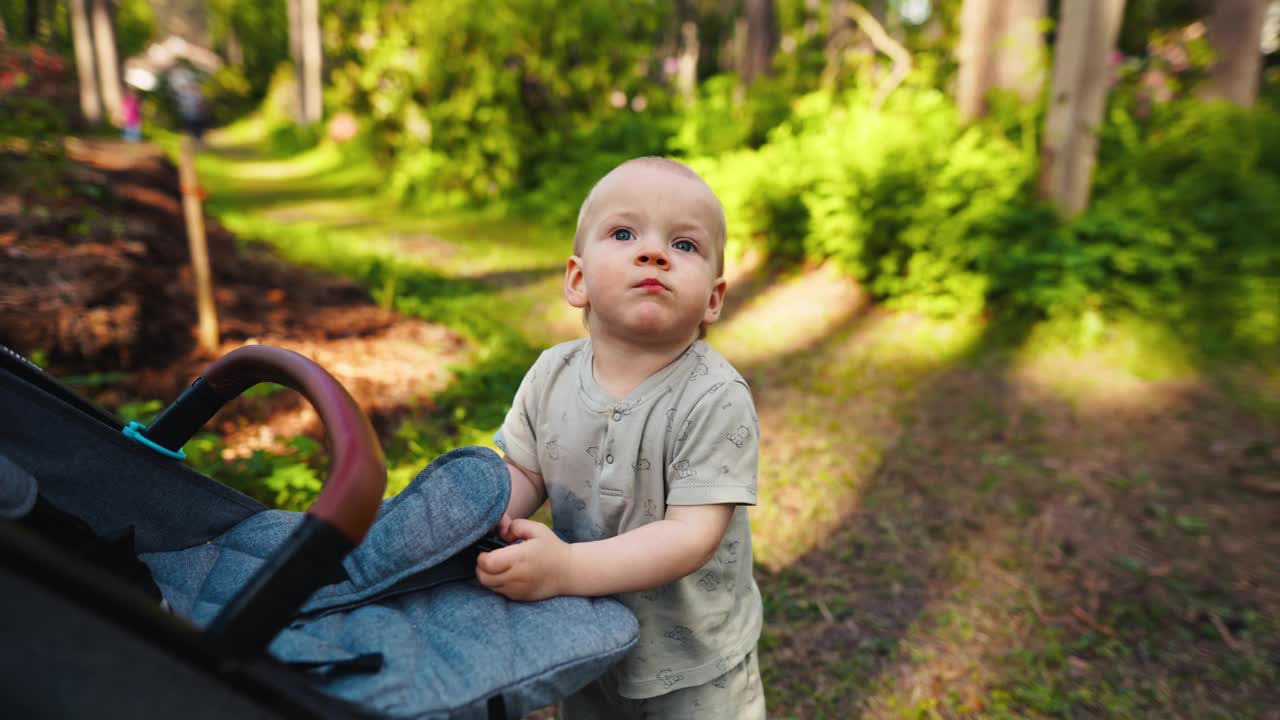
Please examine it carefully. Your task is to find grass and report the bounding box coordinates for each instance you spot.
[165,120,1278,718]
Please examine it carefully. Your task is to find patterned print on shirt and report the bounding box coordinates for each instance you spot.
[726,425,750,448]
[696,570,719,592]
[643,497,658,520]
[657,669,685,689]
[633,456,651,471]
[544,436,562,461]
[664,625,693,643]
[674,460,696,480]
[586,446,601,467]
[677,419,692,443]
[665,407,676,434]
[717,540,740,565]
[690,362,709,381]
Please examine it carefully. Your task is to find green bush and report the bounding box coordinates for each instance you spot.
[695,83,1278,356]
[326,0,673,209]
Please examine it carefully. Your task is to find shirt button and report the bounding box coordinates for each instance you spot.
[606,454,614,464]
[612,411,623,421]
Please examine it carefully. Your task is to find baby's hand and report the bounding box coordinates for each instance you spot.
[495,513,515,542]
[476,519,572,601]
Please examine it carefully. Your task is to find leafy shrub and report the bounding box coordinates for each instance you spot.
[326,0,673,208]
[696,82,1279,356]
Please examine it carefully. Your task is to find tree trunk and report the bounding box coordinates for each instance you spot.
[994,0,1047,102]
[823,0,852,87]
[70,0,102,125]
[956,0,1047,121]
[287,0,306,124]
[1201,0,1267,106]
[26,0,39,41]
[678,20,700,103]
[955,0,1000,120]
[1037,0,1126,217]
[90,0,122,125]
[743,0,778,84]
[300,0,323,124]
[226,25,244,68]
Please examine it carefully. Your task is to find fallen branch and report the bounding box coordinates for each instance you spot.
[1071,605,1117,638]
[846,3,912,111]
[1209,612,1245,653]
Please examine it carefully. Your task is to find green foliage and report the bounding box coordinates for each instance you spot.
[207,0,290,108]
[0,45,74,209]
[184,432,327,511]
[114,0,157,61]
[324,0,674,208]
[694,79,1280,358]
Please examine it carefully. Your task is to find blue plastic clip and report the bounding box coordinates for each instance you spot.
[122,421,187,460]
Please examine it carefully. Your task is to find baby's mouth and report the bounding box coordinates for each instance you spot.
[635,279,668,292]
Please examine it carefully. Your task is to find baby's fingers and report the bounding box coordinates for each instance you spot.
[476,548,515,575]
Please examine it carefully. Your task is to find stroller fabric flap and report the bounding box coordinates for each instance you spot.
[141,447,639,719]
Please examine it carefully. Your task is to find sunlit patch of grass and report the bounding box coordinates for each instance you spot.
[745,310,985,571]
[709,264,869,366]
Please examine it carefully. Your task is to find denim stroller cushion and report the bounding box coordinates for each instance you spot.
[141,447,639,719]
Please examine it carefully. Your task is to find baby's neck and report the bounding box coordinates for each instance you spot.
[590,333,696,401]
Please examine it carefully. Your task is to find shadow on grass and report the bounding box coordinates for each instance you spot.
[752,314,1280,718]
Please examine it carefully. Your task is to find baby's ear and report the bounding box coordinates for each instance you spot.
[703,276,728,325]
[563,256,589,308]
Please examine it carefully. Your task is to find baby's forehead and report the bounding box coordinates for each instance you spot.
[583,164,723,226]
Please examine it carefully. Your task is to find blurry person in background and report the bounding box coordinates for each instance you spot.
[121,88,142,142]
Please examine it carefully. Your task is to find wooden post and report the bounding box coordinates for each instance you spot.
[1037,0,1126,218]
[178,136,219,354]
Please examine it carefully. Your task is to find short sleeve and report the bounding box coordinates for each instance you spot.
[667,380,759,506]
[493,355,544,476]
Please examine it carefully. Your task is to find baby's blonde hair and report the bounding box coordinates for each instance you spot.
[573,156,726,277]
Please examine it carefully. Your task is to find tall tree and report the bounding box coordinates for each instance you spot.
[955,0,1047,121]
[1037,0,1126,217]
[1201,0,1267,106]
[299,0,322,123]
[70,0,103,124]
[743,0,778,84]
[287,0,322,124]
[26,0,38,40]
[91,0,123,124]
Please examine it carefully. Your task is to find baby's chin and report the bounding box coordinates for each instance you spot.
[614,308,700,345]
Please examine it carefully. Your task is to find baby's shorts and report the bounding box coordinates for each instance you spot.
[558,649,766,720]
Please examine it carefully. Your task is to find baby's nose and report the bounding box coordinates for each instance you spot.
[635,246,669,267]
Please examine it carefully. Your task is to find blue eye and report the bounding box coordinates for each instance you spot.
[612,229,633,241]
[673,239,696,253]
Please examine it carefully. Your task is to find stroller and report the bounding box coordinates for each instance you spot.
[0,343,638,719]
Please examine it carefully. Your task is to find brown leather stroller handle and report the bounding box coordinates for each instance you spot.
[141,344,386,545]
[200,345,386,544]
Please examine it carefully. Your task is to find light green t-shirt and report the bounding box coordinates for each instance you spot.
[495,338,763,699]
